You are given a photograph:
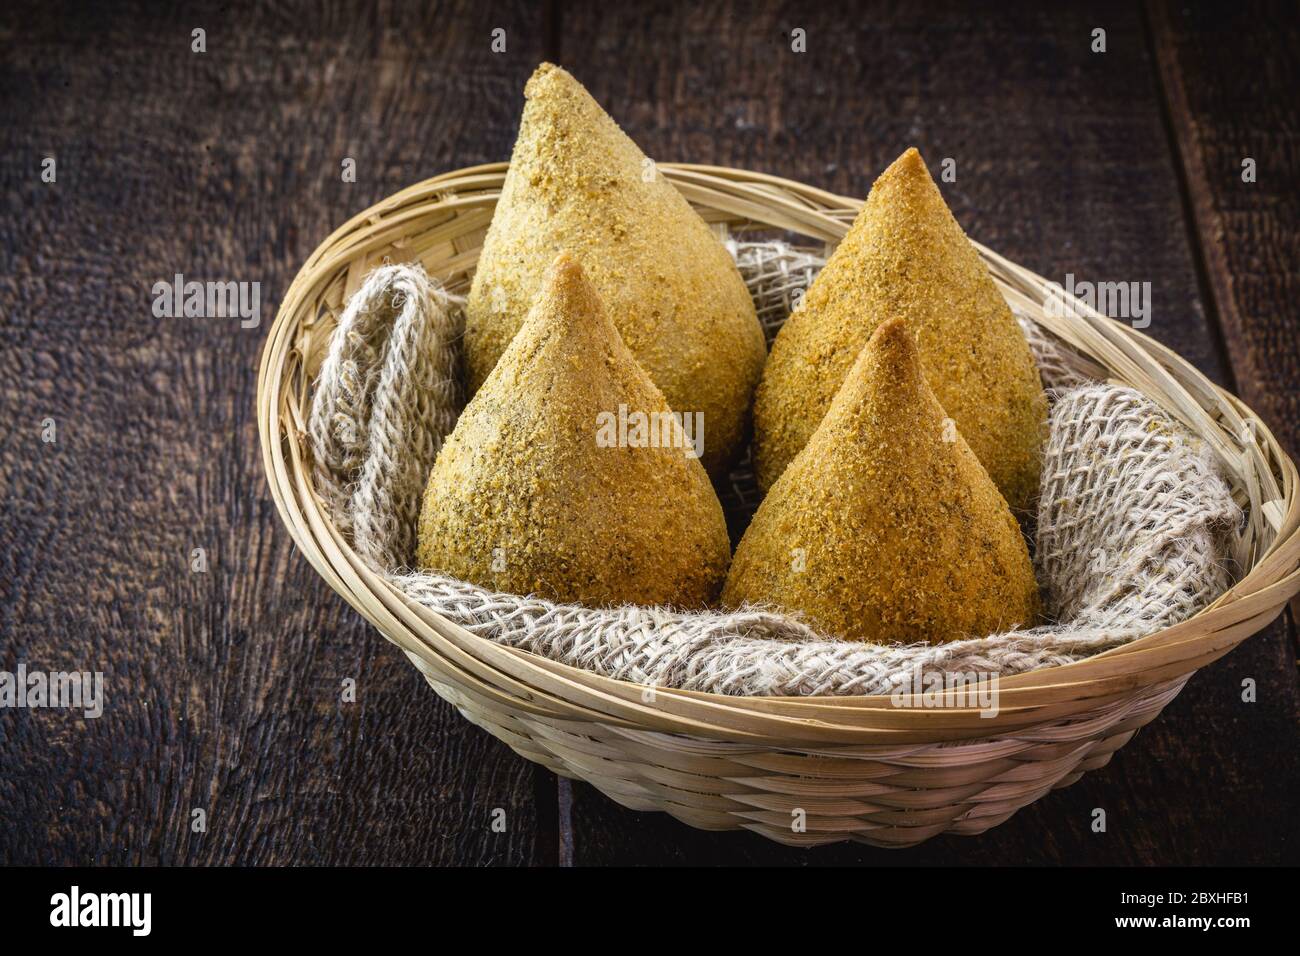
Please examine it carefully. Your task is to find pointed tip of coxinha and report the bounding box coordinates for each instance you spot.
[535,251,601,328]
[858,315,918,385]
[724,317,1041,645]
[507,252,617,368]
[870,146,945,219]
[419,254,731,609]
[547,248,580,276]
[826,316,928,427]
[522,62,587,111]
[527,60,571,90]
[752,146,1046,509]
[891,145,926,174]
[465,62,767,477]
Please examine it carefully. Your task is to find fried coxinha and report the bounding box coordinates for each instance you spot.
[725,318,1041,644]
[465,63,768,478]
[419,255,731,608]
[753,148,1047,511]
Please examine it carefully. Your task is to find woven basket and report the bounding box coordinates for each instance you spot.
[258,163,1300,848]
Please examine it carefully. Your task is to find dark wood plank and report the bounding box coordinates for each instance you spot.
[1148,0,1300,461]
[0,0,559,865]
[1148,0,1300,638]
[553,0,1300,864]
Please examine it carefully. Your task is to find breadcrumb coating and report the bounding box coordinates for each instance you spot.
[724,318,1041,644]
[420,255,731,608]
[753,148,1047,509]
[466,63,767,477]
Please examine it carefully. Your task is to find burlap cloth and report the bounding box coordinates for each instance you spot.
[307,243,1241,697]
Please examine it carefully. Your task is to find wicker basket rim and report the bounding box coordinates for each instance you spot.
[257,162,1300,745]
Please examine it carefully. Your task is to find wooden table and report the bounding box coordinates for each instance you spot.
[1,0,1296,866]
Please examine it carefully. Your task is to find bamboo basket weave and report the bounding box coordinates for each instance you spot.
[257,163,1300,848]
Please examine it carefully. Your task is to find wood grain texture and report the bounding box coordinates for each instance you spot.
[1,0,1296,866]
[1147,0,1300,636]
[551,0,1300,865]
[0,0,558,865]
[1148,0,1299,460]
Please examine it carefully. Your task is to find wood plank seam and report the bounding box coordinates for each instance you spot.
[1143,0,1300,659]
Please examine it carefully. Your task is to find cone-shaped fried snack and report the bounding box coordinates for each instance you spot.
[466,63,767,477]
[753,148,1046,508]
[723,318,1040,644]
[419,255,731,608]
